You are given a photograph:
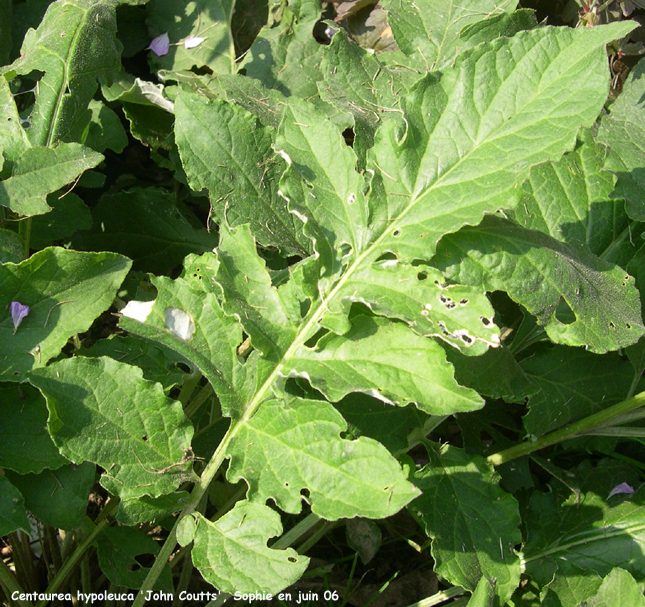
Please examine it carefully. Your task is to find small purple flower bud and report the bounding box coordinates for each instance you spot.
[149,33,170,56]
[10,301,29,334]
[608,482,634,498]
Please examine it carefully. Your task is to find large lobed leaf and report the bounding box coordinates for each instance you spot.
[0,382,67,475]
[381,0,518,71]
[227,396,420,519]
[598,56,645,223]
[513,132,639,265]
[187,502,309,594]
[520,345,633,437]
[146,0,236,76]
[364,22,636,265]
[2,0,121,147]
[434,217,645,353]
[0,143,103,217]
[523,460,645,586]
[410,444,521,605]
[0,247,131,381]
[174,93,309,256]
[30,357,196,501]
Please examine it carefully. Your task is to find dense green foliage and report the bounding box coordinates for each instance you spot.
[2,1,645,606]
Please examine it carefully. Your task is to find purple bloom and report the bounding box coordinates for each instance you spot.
[10,301,29,334]
[608,482,634,498]
[149,33,170,56]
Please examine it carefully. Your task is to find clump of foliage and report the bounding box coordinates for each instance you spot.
[2,1,645,606]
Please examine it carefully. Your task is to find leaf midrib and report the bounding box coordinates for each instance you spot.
[524,521,645,564]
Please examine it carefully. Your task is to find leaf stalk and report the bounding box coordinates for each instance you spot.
[486,390,645,466]
[0,556,32,607]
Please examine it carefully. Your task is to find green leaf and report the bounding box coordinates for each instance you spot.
[174,93,309,256]
[0,143,103,217]
[323,259,500,355]
[119,256,252,418]
[367,22,636,265]
[29,357,196,501]
[523,460,645,586]
[5,462,95,530]
[241,0,324,99]
[318,30,405,168]
[0,247,131,381]
[3,0,121,147]
[215,224,301,363]
[190,502,309,594]
[79,334,192,392]
[597,57,645,223]
[0,382,67,474]
[346,518,382,565]
[97,526,174,591]
[164,71,286,129]
[146,0,236,76]
[102,71,175,113]
[541,565,602,607]
[83,99,128,154]
[122,101,175,150]
[513,132,638,266]
[455,8,538,51]
[445,344,535,403]
[72,187,216,274]
[289,315,483,414]
[30,192,92,249]
[227,396,421,519]
[0,228,25,264]
[214,224,483,414]
[276,97,368,267]
[467,577,496,607]
[381,0,518,71]
[116,491,191,526]
[410,444,521,604]
[520,345,633,437]
[434,216,645,353]
[0,76,29,177]
[580,568,645,607]
[0,475,29,536]
[334,393,429,455]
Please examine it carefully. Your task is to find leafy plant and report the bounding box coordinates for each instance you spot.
[2,1,645,606]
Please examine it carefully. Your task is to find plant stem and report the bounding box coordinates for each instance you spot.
[0,556,32,607]
[35,510,114,607]
[178,371,202,408]
[296,520,340,555]
[184,383,214,419]
[403,587,465,607]
[132,528,178,607]
[272,513,320,550]
[486,390,645,467]
[18,219,31,259]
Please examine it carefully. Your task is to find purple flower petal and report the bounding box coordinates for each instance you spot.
[184,36,205,49]
[10,301,29,333]
[608,482,634,498]
[149,33,170,56]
